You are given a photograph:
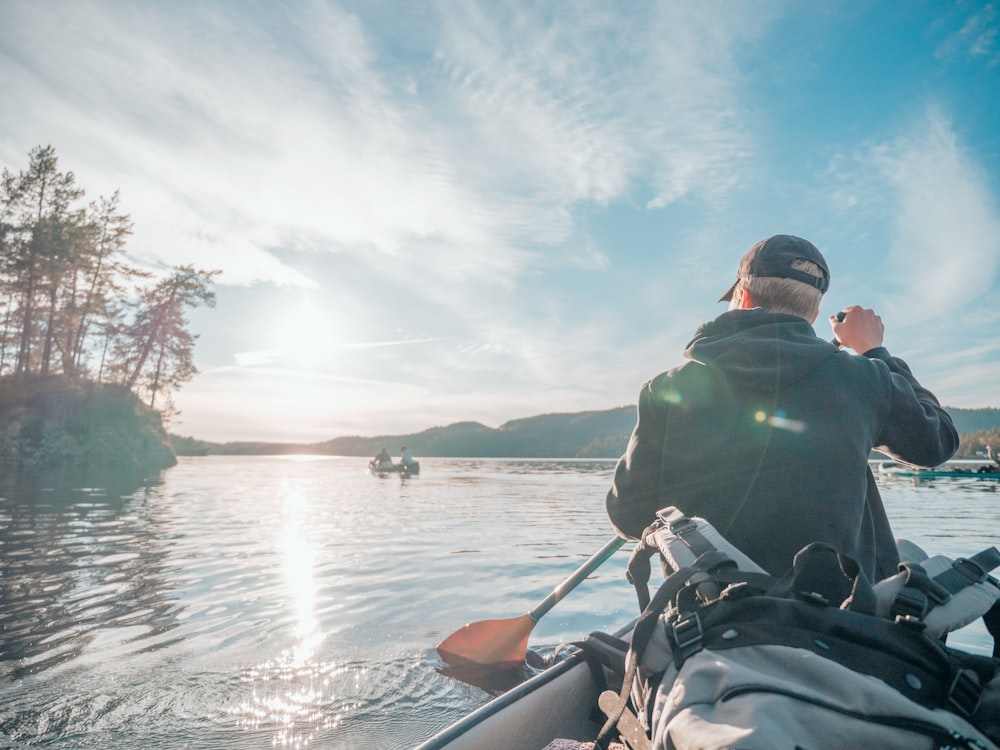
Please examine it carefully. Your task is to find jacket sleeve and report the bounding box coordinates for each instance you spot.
[863,347,959,468]
[606,380,668,539]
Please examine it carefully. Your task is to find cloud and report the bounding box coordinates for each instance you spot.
[935,3,1000,67]
[2,1,530,286]
[433,2,765,213]
[869,106,1000,321]
[2,1,767,290]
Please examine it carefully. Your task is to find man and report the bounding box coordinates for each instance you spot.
[606,234,958,580]
[400,445,416,467]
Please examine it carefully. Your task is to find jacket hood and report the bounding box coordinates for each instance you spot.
[684,309,837,392]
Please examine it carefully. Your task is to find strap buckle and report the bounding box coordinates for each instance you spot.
[891,587,930,620]
[671,611,704,656]
[952,557,989,586]
[667,517,697,536]
[947,668,983,718]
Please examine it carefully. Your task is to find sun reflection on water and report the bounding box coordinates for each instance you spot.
[235,658,367,747]
[229,481,363,747]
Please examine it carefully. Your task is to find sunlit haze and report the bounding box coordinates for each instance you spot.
[3,2,998,442]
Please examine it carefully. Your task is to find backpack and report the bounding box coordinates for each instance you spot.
[596,506,1000,750]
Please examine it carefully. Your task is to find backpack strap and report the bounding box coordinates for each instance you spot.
[626,522,660,612]
[623,513,729,612]
[664,515,719,558]
[595,564,698,750]
[933,547,1000,594]
[627,510,770,612]
[889,562,953,620]
[598,690,651,750]
[889,547,1000,654]
[561,630,631,697]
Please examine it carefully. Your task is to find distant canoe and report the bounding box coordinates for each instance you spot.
[879,465,1000,480]
[368,460,420,476]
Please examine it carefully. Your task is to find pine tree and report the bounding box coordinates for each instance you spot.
[0,145,84,375]
[119,265,220,408]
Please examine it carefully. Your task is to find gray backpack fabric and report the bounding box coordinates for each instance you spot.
[598,507,1000,750]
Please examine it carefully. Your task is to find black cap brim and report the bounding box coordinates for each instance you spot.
[718,280,738,303]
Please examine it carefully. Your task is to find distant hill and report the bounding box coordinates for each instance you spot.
[948,407,1000,435]
[172,405,1000,459]
[173,407,637,458]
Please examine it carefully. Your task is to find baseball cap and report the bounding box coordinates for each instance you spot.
[718,234,830,302]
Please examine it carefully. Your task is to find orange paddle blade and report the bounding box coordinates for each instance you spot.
[435,537,627,671]
[436,613,536,667]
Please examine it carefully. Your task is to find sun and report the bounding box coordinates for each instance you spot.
[270,299,340,369]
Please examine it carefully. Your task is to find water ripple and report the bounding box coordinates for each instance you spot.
[1,458,995,748]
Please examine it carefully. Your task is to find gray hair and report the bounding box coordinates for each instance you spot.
[732,259,824,319]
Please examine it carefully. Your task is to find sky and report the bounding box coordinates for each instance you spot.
[1,1,999,443]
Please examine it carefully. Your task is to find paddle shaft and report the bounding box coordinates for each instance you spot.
[528,535,627,623]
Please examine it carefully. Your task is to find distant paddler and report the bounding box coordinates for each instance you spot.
[371,447,393,471]
[399,445,418,471]
[978,445,1000,473]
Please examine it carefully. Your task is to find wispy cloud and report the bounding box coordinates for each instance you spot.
[935,3,1000,67]
[234,338,441,368]
[433,2,764,212]
[866,106,1000,321]
[2,1,765,288]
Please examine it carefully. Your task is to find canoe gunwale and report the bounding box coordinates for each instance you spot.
[417,619,635,750]
[415,652,586,750]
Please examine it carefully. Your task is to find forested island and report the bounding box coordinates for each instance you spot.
[1,146,217,470]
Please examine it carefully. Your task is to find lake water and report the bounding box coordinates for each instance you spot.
[1,456,997,749]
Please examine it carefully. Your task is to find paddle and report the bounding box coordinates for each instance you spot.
[436,535,627,667]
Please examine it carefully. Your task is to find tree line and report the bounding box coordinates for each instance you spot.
[958,429,1000,461]
[0,145,218,414]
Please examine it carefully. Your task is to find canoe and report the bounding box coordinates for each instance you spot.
[416,627,630,750]
[880,467,1000,479]
[368,460,420,475]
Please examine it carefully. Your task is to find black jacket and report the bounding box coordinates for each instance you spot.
[606,308,958,580]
